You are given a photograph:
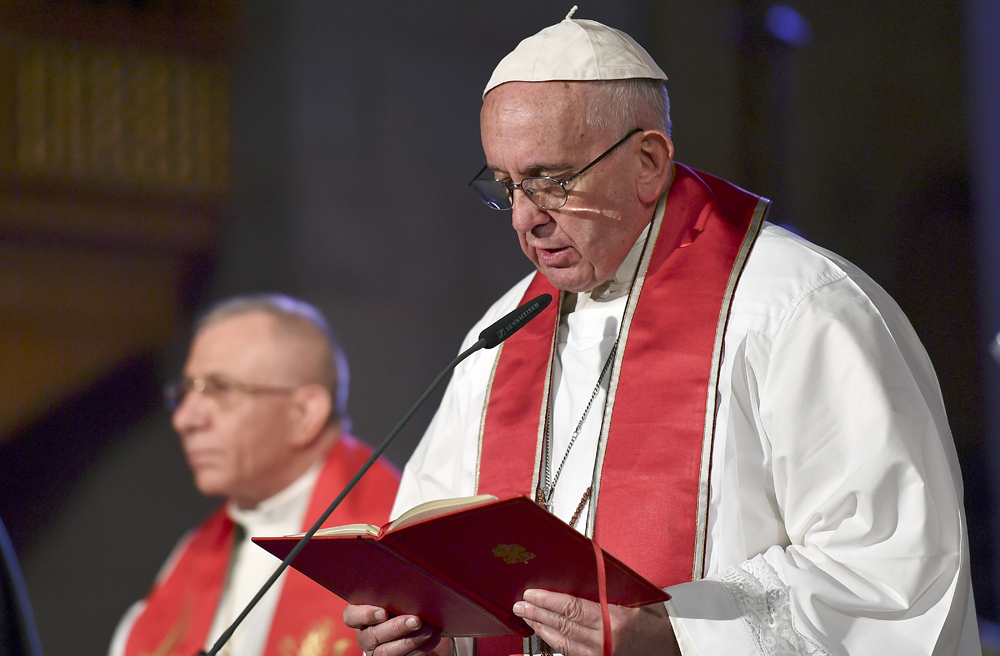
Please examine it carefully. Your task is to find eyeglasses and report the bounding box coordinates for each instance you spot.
[469,127,645,211]
[163,375,299,411]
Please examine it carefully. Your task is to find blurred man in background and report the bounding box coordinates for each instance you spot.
[111,294,399,656]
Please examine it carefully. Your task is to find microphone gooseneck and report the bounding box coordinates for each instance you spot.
[200,292,553,656]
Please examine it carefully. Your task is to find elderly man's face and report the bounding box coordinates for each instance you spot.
[171,312,304,509]
[480,81,650,292]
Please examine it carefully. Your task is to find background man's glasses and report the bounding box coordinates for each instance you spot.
[469,127,645,211]
[164,375,299,411]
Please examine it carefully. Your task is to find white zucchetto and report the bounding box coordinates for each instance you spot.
[483,6,668,97]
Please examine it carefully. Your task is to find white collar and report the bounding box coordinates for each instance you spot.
[226,459,323,536]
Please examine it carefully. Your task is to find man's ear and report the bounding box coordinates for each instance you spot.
[635,130,674,204]
[288,384,335,448]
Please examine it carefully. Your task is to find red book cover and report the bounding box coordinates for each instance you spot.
[252,495,669,637]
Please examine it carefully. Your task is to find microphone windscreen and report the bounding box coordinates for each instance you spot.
[478,293,553,349]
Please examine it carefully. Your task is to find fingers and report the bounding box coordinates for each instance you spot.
[513,592,679,656]
[343,604,388,630]
[523,589,604,625]
[343,605,442,656]
[513,590,604,656]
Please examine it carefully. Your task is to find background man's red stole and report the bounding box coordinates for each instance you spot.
[124,435,398,656]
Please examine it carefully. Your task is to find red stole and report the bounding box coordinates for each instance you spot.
[476,164,767,655]
[124,434,399,656]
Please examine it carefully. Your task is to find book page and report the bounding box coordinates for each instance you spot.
[286,495,499,539]
[296,523,380,538]
[387,494,498,532]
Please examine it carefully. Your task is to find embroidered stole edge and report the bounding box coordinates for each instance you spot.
[692,196,769,579]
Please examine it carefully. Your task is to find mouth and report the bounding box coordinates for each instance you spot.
[185,448,220,468]
[534,245,575,267]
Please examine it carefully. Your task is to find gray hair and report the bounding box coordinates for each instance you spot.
[196,293,350,430]
[585,79,671,136]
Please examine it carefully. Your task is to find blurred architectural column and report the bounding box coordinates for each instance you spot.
[733,1,809,227]
[969,0,1000,619]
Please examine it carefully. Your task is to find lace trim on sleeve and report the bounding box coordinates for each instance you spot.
[718,555,831,656]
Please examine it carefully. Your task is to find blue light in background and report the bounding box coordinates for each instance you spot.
[766,4,811,46]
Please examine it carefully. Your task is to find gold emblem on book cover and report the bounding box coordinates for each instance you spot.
[492,543,535,564]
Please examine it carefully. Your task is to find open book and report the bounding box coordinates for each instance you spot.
[253,495,669,637]
[299,494,500,538]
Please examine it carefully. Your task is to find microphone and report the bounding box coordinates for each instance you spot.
[476,294,552,349]
[200,292,553,656]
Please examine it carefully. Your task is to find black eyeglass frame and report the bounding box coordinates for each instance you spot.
[469,127,646,211]
[163,375,300,411]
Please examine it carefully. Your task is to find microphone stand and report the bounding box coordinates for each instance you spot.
[199,293,552,656]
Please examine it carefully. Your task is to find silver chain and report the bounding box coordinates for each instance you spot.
[539,337,620,512]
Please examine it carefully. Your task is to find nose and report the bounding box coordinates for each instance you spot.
[510,191,552,236]
[171,388,210,436]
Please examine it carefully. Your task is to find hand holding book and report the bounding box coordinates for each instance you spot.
[253,495,669,638]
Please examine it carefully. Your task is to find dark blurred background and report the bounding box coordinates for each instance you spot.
[0,1,997,654]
